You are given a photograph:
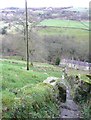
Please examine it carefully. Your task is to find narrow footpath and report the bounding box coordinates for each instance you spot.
[59,78,82,118]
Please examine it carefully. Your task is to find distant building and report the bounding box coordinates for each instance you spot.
[59,59,91,71]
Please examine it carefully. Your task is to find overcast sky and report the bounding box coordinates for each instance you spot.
[0,0,90,8]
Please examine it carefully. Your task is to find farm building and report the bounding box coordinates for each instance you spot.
[59,59,91,71]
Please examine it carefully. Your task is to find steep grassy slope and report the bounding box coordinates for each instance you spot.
[1,59,91,118]
[1,59,62,118]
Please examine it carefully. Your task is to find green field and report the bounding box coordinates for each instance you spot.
[0,19,89,42]
[35,19,89,41]
[38,19,89,29]
[37,27,89,40]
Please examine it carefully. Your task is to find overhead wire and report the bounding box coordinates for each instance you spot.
[78,20,89,31]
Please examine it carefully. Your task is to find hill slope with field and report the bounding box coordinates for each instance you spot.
[1,59,91,119]
[0,18,89,63]
[0,7,91,119]
[1,59,62,118]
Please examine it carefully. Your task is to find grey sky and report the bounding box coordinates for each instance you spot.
[0,0,90,8]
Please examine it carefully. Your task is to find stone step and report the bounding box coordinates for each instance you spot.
[66,99,79,111]
[60,108,81,118]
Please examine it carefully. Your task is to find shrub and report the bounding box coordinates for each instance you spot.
[83,102,91,120]
[2,91,15,119]
[1,27,7,35]
[55,57,60,65]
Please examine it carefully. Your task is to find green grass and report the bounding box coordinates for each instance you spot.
[1,59,62,90]
[1,58,91,118]
[1,59,62,118]
[37,27,89,41]
[36,19,89,41]
[67,68,91,84]
[38,19,89,29]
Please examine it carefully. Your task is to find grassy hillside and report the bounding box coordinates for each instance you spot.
[1,59,62,118]
[1,59,62,89]
[1,59,91,118]
[37,27,89,40]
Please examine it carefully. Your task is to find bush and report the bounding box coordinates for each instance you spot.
[1,27,7,35]
[2,91,15,119]
[82,102,91,120]
[73,80,91,119]
[74,81,91,102]
[55,57,60,65]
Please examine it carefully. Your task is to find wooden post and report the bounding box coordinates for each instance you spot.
[25,0,29,70]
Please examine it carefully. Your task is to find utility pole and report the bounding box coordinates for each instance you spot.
[25,0,29,70]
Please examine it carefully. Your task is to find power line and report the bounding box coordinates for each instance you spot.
[77,20,89,31]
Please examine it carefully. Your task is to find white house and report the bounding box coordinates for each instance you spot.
[59,59,91,71]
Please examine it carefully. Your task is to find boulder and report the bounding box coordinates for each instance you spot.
[43,77,66,102]
[43,77,59,86]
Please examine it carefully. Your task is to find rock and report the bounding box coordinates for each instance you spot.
[60,108,80,118]
[66,100,79,111]
[56,82,66,102]
[43,77,66,102]
[43,77,58,86]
